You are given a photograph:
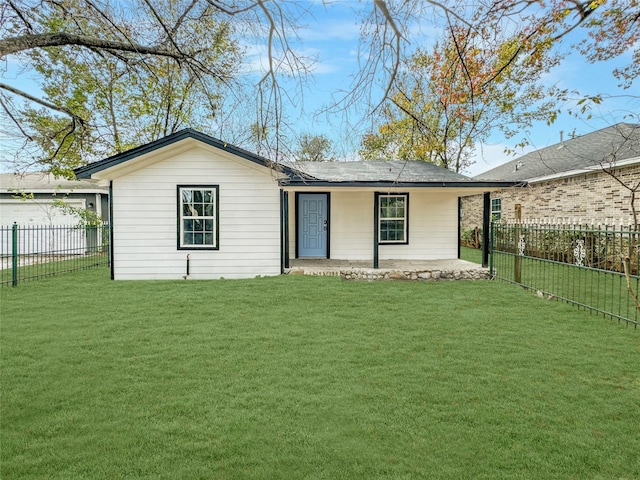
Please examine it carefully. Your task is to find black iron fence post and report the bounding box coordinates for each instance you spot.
[11,222,18,287]
[514,206,522,283]
[489,221,495,277]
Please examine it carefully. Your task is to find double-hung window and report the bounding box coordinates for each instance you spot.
[178,185,219,249]
[378,194,409,244]
[491,198,502,221]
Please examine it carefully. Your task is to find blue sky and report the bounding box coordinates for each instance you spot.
[2,1,638,176]
[242,0,639,176]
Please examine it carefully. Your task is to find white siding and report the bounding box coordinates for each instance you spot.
[112,146,282,279]
[329,191,373,260]
[379,191,458,260]
[287,189,459,261]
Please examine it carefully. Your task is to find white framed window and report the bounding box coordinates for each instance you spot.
[491,198,502,221]
[178,185,219,250]
[378,194,408,244]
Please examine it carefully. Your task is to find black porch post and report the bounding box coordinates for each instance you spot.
[482,192,490,267]
[457,197,462,259]
[373,193,379,269]
[280,190,290,272]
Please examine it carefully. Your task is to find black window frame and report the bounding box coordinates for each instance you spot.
[377,193,409,245]
[177,185,220,250]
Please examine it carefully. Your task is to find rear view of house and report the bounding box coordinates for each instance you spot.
[76,129,514,280]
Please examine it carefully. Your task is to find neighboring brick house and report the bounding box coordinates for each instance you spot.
[461,123,640,238]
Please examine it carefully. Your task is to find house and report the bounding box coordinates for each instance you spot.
[0,172,110,256]
[461,123,640,234]
[75,129,515,280]
[0,172,109,226]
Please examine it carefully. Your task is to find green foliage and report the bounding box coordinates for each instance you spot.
[296,133,334,162]
[9,0,242,176]
[360,25,563,172]
[461,227,483,249]
[2,271,639,478]
[51,199,102,226]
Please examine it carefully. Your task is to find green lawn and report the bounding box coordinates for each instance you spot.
[491,252,640,325]
[2,268,639,479]
[460,246,483,264]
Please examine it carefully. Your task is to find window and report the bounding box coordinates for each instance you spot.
[491,198,502,221]
[378,194,408,244]
[178,186,219,249]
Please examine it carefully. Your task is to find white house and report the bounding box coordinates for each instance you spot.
[75,129,515,280]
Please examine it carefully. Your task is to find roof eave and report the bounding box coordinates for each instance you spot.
[280,180,524,188]
[74,129,295,179]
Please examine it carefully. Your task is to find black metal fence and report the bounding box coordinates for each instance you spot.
[1,223,110,287]
[490,221,639,327]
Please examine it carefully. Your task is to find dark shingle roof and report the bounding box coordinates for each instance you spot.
[475,123,640,182]
[74,128,516,188]
[289,160,477,183]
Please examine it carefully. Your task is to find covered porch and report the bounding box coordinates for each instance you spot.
[286,258,490,281]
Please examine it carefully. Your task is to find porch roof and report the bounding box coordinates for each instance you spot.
[282,161,520,188]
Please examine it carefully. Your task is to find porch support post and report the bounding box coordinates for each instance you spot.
[280,189,290,272]
[373,193,379,269]
[482,192,490,267]
[457,197,462,259]
[109,181,115,280]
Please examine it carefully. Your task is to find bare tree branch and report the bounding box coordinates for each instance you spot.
[0,81,84,123]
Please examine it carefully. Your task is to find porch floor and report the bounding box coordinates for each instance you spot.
[286,259,490,281]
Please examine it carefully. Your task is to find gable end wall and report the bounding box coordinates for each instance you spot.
[111,146,282,280]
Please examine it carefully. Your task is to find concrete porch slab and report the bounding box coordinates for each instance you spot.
[286,259,490,281]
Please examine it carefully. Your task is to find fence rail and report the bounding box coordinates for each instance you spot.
[1,223,110,287]
[490,221,639,327]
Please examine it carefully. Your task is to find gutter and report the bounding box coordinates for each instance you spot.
[280,180,524,188]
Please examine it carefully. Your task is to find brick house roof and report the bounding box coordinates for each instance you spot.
[475,123,640,182]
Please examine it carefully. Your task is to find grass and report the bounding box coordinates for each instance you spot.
[0,252,109,287]
[460,246,483,264]
[492,252,640,325]
[2,268,639,479]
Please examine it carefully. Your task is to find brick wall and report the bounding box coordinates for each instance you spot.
[461,163,639,232]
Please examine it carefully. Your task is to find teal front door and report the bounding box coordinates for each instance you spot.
[298,193,328,257]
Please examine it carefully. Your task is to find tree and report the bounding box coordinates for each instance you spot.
[359,22,560,172]
[331,1,638,122]
[296,134,333,162]
[598,123,640,230]
[597,122,640,313]
[11,2,240,177]
[2,1,638,174]
[0,0,308,175]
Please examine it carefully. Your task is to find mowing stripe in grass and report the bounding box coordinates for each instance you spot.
[2,268,638,479]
